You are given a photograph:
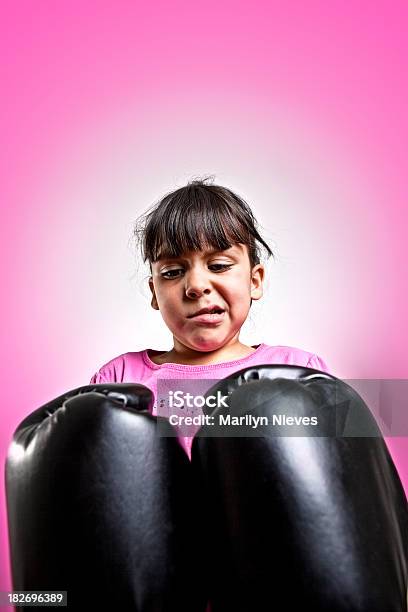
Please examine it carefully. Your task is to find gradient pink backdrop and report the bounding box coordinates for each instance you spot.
[2,0,408,600]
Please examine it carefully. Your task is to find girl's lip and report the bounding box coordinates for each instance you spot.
[188,311,226,325]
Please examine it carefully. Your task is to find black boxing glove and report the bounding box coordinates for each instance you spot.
[192,365,408,612]
[6,383,208,611]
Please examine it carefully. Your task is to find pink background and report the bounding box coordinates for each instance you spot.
[1,0,407,598]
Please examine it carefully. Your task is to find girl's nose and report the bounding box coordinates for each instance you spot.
[184,269,212,299]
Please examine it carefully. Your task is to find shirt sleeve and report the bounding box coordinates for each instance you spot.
[88,353,130,384]
[306,353,331,374]
[89,370,106,384]
[89,365,117,383]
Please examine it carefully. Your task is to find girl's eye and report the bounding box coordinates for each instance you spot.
[161,269,182,279]
[209,264,232,271]
[161,264,232,279]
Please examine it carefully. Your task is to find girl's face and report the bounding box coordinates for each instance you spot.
[148,243,264,353]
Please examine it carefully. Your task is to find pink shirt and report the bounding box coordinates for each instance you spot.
[90,343,330,460]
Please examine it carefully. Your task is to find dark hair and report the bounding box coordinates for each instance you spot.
[134,177,274,272]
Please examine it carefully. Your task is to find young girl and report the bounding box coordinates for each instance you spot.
[8,178,405,612]
[90,177,330,459]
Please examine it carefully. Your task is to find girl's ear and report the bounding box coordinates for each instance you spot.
[148,277,159,310]
[250,264,264,301]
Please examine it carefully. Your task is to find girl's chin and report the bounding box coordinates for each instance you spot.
[185,336,231,352]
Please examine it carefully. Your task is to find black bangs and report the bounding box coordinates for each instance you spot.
[134,179,274,269]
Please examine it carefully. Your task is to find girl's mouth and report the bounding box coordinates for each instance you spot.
[189,311,225,325]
